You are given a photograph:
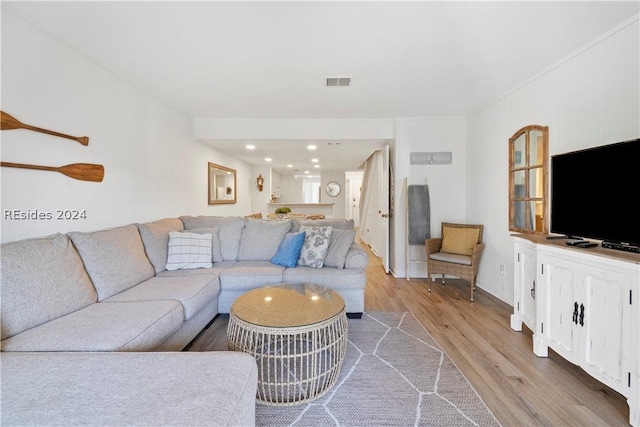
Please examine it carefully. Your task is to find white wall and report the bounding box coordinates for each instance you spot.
[1,9,251,243]
[390,118,467,278]
[320,170,346,217]
[467,17,639,304]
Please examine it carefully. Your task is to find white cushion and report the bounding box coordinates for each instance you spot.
[166,231,213,271]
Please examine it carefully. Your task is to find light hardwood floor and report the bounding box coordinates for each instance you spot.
[187,239,630,426]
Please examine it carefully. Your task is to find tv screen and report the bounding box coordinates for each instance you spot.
[550,138,640,247]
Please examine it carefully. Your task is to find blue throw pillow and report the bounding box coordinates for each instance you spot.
[271,231,305,268]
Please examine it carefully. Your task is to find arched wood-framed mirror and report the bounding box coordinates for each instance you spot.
[208,162,237,205]
[509,125,548,234]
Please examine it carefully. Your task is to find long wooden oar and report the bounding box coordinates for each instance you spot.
[1,111,89,146]
[1,162,104,182]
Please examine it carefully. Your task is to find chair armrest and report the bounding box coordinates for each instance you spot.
[471,243,485,268]
[425,238,442,256]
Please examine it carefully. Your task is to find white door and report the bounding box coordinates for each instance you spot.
[348,177,362,228]
[359,146,390,274]
[380,145,390,273]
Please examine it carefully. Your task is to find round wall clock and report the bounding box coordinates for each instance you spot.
[325,181,341,197]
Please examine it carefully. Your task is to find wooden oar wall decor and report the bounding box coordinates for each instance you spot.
[1,111,89,145]
[1,111,104,182]
[0,162,104,182]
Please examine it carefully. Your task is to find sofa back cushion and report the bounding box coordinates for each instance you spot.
[137,218,185,274]
[238,219,292,261]
[1,233,97,339]
[68,225,155,301]
[292,218,355,232]
[180,216,245,261]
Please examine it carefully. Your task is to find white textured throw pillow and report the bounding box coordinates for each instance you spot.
[166,231,213,271]
[298,226,333,268]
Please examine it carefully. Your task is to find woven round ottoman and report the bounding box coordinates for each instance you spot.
[227,283,348,406]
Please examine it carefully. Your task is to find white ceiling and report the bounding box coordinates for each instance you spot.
[3,1,638,173]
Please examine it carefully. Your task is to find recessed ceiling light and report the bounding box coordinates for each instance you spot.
[304,171,309,174]
[245,144,255,150]
[265,157,272,162]
[314,165,320,168]
[287,164,293,168]
[307,145,317,150]
[311,158,319,163]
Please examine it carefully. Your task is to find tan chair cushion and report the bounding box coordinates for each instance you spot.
[441,226,480,256]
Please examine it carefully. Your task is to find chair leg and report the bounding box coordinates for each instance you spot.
[442,274,446,285]
[470,277,475,302]
[428,274,432,292]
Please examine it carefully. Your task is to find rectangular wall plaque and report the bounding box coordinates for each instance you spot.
[410,152,452,165]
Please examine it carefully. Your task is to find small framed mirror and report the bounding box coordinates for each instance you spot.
[208,162,237,205]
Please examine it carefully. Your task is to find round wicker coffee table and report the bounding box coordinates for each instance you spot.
[227,283,348,406]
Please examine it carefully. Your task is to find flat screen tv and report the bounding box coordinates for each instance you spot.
[550,137,640,250]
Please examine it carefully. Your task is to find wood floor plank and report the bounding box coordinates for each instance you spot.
[186,238,630,426]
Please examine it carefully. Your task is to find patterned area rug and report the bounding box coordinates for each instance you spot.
[256,311,501,426]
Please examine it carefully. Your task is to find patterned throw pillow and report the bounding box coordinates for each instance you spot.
[298,226,333,268]
[271,231,306,268]
[166,231,213,271]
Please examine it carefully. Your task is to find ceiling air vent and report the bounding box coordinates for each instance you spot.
[326,77,351,87]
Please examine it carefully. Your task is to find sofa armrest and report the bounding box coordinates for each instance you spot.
[344,243,369,269]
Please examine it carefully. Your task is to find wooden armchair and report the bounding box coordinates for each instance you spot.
[425,222,485,302]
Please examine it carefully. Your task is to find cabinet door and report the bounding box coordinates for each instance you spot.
[539,254,578,363]
[581,267,630,394]
[512,240,537,332]
[520,246,537,330]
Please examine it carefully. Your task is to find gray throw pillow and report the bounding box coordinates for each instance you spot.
[180,216,245,260]
[324,228,357,269]
[187,227,223,262]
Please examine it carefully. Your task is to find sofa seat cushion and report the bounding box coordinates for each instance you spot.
[429,251,473,266]
[68,225,155,301]
[104,274,220,320]
[283,266,366,290]
[1,351,257,427]
[1,301,183,352]
[219,261,285,290]
[1,233,97,339]
[137,217,185,274]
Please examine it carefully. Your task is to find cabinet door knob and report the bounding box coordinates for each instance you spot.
[573,302,579,324]
[579,303,585,327]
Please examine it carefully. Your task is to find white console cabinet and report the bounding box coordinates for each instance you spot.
[511,235,640,426]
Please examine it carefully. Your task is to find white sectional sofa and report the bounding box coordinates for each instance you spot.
[0,215,368,426]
